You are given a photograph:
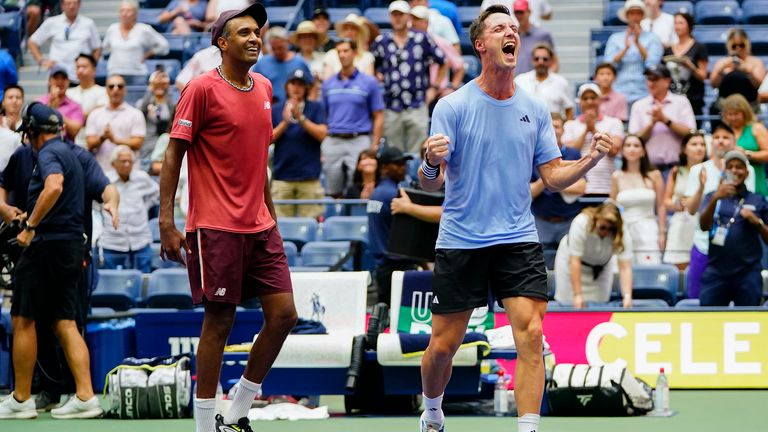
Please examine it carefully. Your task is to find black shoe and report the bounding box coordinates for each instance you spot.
[214,413,253,432]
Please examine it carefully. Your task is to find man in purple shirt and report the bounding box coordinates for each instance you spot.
[37,65,84,141]
[513,0,555,75]
[321,39,385,197]
[371,1,446,154]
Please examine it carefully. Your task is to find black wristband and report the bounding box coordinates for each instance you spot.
[425,159,439,169]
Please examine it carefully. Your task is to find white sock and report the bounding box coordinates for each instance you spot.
[224,376,261,424]
[422,393,444,423]
[194,398,216,432]
[518,413,541,432]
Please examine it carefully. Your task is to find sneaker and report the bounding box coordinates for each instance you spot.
[215,413,253,432]
[0,393,37,419]
[34,390,60,412]
[50,395,103,419]
[420,412,445,432]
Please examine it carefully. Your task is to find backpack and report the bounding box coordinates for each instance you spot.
[105,354,193,419]
[547,363,654,416]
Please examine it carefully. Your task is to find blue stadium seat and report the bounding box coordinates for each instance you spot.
[604,1,625,26]
[663,1,695,16]
[590,27,619,60]
[692,27,730,55]
[138,8,167,33]
[327,7,363,24]
[463,55,480,82]
[277,217,318,249]
[266,6,302,28]
[145,269,193,309]
[300,241,353,270]
[747,28,768,55]
[694,1,740,25]
[141,0,172,7]
[144,59,182,83]
[323,216,369,243]
[284,241,298,266]
[458,6,480,27]
[148,217,187,243]
[363,7,391,29]
[0,12,23,63]
[742,1,768,24]
[460,29,473,55]
[149,243,184,270]
[125,85,147,105]
[631,264,679,305]
[92,269,143,311]
[675,298,701,308]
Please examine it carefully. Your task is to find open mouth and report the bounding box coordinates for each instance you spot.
[502,41,516,55]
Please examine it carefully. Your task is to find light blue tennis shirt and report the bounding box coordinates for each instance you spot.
[431,80,562,249]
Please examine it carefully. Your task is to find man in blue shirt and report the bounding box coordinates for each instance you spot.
[321,38,384,197]
[698,151,768,307]
[252,26,312,103]
[417,6,614,432]
[0,103,104,420]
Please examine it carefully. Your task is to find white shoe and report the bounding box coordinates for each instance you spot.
[50,395,103,419]
[0,393,37,419]
[420,411,445,432]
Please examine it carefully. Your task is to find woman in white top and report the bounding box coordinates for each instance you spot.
[554,202,634,308]
[290,21,326,101]
[322,14,375,80]
[663,130,707,268]
[103,0,170,80]
[610,134,666,264]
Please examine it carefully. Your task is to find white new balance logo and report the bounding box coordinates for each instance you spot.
[520,115,531,123]
[214,287,227,296]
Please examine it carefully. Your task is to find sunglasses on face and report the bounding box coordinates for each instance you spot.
[731,43,745,49]
[533,57,551,62]
[107,84,125,89]
[597,223,616,234]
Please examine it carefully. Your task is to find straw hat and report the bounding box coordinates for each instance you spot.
[618,0,647,23]
[289,20,328,46]
[334,13,370,44]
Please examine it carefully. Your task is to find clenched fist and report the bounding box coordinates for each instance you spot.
[425,133,450,166]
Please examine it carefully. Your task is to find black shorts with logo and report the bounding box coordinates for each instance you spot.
[431,242,548,314]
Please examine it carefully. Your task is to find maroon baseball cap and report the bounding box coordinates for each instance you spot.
[211,2,268,47]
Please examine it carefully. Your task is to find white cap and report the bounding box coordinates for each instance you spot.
[410,5,429,20]
[577,82,602,98]
[389,0,411,14]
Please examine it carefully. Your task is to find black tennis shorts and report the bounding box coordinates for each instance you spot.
[431,242,548,314]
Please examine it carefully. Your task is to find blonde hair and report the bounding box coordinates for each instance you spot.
[727,28,751,56]
[582,202,625,253]
[721,93,755,124]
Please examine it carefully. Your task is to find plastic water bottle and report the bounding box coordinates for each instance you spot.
[654,367,669,413]
[494,370,509,416]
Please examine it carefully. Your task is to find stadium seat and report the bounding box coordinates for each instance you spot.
[694,1,740,25]
[323,216,369,243]
[137,8,167,33]
[125,85,147,105]
[630,264,679,305]
[266,6,302,28]
[277,217,318,249]
[145,59,182,83]
[457,6,480,27]
[675,298,701,308]
[590,27,619,59]
[145,269,193,309]
[603,1,625,26]
[300,241,353,270]
[742,1,768,24]
[363,7,391,29]
[284,241,299,266]
[622,299,671,308]
[459,29,473,55]
[692,27,730,55]
[327,8,363,25]
[662,1,695,16]
[747,28,768,55]
[141,0,172,7]
[92,269,143,311]
[149,242,184,270]
[463,55,480,82]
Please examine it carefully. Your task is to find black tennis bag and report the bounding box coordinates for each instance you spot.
[547,364,653,416]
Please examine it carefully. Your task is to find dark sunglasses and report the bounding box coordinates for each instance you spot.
[731,43,745,49]
[533,56,551,62]
[596,223,617,234]
[107,84,125,89]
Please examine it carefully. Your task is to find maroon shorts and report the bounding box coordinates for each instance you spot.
[186,225,292,304]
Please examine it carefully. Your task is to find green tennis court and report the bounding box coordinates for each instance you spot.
[1,391,765,432]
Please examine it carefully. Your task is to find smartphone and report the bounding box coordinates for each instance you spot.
[723,171,736,184]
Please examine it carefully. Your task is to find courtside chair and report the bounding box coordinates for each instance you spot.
[631,264,679,306]
[145,269,194,309]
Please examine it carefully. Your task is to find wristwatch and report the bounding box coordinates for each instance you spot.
[21,220,36,231]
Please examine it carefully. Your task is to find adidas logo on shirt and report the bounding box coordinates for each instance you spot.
[520,115,531,123]
[432,295,439,304]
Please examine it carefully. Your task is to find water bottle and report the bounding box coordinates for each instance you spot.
[494,370,509,416]
[654,367,669,413]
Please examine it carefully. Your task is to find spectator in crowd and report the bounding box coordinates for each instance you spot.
[67,54,109,148]
[699,151,768,307]
[86,74,147,172]
[205,0,254,24]
[159,0,208,35]
[0,86,23,171]
[290,21,326,100]
[760,74,768,112]
[99,145,158,273]
[603,0,663,104]
[563,83,624,196]
[684,123,756,298]
[422,0,461,35]
[322,39,384,197]
[175,45,221,90]
[372,1,446,153]
[663,12,708,120]
[554,202,634,308]
[409,0,460,51]
[710,28,766,116]
[323,14,375,80]
[610,134,666,263]
[530,113,585,250]
[344,149,379,203]
[628,64,696,178]
[0,49,18,99]
[311,8,336,52]
[481,0,553,28]
[28,0,102,81]
[103,0,170,83]
[271,69,328,218]
[641,0,676,47]
[515,43,573,119]
[253,27,312,103]
[511,0,555,75]
[663,130,707,269]
[721,94,768,197]
[38,66,84,141]
[136,68,176,162]
[410,6,465,99]
[594,62,628,121]
[368,147,440,305]
[25,0,61,38]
